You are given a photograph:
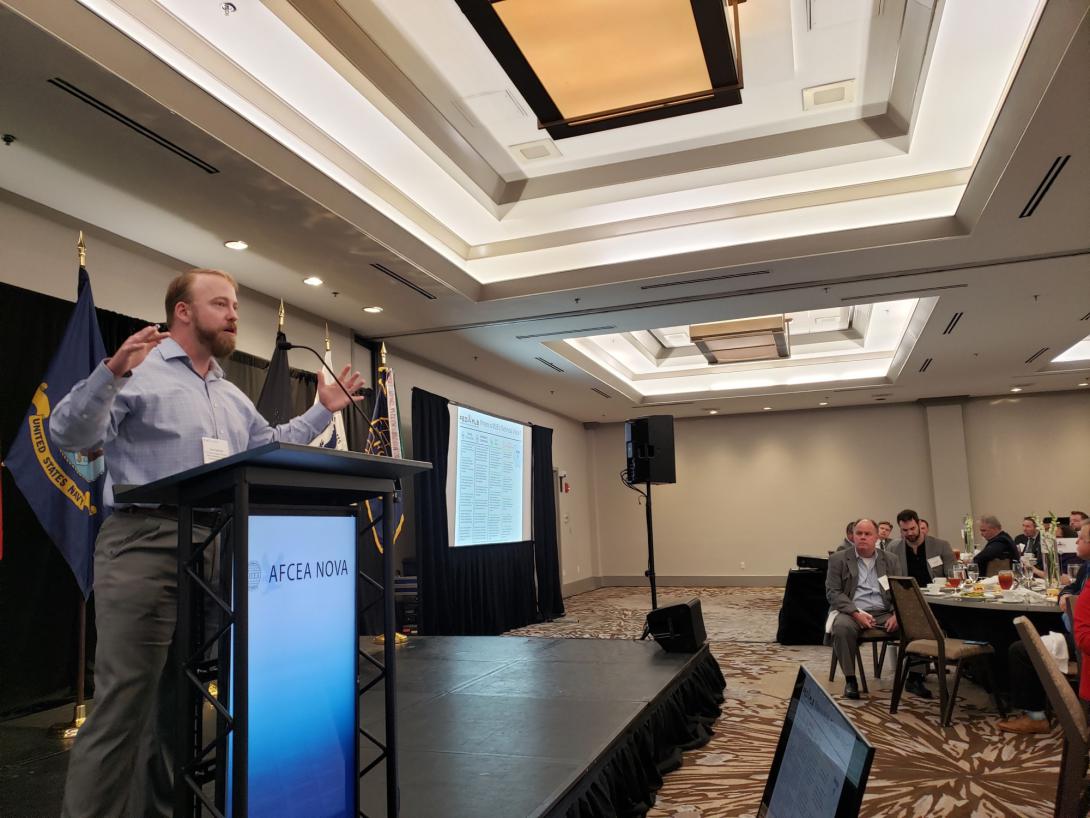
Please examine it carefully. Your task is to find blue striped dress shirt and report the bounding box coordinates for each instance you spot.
[50,338,332,507]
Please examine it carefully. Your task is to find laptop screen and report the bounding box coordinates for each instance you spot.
[757,666,875,818]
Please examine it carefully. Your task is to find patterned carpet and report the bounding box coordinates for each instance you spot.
[509,587,1062,818]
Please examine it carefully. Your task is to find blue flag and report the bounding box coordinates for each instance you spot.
[363,364,404,553]
[6,268,108,597]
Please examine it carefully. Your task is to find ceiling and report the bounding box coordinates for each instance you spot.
[1,0,1088,423]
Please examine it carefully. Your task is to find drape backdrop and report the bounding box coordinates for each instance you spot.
[412,387,564,635]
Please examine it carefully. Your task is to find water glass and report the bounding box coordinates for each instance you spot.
[1069,563,1083,582]
[966,564,980,584]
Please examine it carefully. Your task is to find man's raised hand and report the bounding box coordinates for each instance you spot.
[317,365,367,412]
[106,325,169,378]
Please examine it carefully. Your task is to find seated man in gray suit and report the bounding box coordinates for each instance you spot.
[826,518,899,699]
[886,509,955,698]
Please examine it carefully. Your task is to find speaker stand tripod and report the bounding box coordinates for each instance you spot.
[640,477,658,639]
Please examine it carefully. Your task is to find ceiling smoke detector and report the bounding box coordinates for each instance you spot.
[689,315,791,365]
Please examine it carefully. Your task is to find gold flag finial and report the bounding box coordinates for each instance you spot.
[324,323,331,353]
[380,342,387,367]
[278,300,285,329]
[77,231,87,267]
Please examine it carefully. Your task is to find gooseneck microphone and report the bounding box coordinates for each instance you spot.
[276,339,382,441]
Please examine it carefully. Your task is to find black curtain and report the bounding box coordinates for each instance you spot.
[412,387,537,635]
[0,280,319,718]
[532,425,565,620]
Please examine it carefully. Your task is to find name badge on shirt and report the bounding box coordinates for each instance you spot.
[202,437,230,464]
[877,575,890,591]
[927,556,943,568]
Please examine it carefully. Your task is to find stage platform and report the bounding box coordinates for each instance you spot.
[0,635,725,817]
[361,636,725,817]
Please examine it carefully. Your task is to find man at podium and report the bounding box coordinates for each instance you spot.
[49,268,365,818]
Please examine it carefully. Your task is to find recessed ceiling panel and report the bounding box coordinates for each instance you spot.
[455,0,742,138]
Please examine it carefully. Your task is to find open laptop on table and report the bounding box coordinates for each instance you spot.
[757,666,875,818]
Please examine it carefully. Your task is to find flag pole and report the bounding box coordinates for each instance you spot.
[51,232,90,739]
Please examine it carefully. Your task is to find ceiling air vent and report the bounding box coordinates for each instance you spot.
[640,270,771,290]
[919,357,933,373]
[590,387,612,399]
[1080,311,1090,321]
[509,139,562,161]
[48,78,218,174]
[370,263,437,300]
[534,356,564,373]
[1024,347,1050,364]
[942,312,963,335]
[689,315,790,365]
[1020,155,1070,218]
[802,79,856,110]
[515,325,615,340]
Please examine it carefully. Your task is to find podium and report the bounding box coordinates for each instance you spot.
[115,442,431,818]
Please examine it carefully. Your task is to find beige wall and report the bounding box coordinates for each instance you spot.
[964,393,1090,530]
[0,191,356,370]
[386,352,598,587]
[590,393,1090,583]
[589,404,936,582]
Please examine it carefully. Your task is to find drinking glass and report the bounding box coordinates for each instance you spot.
[997,570,1014,591]
[1069,563,1082,582]
[952,548,962,562]
[966,564,980,584]
[949,565,965,589]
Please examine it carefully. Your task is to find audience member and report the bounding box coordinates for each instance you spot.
[836,520,857,551]
[997,521,1090,733]
[886,509,955,698]
[1071,510,1088,531]
[825,519,899,700]
[1074,555,1090,704]
[919,518,931,538]
[1060,521,1090,618]
[1014,516,1041,560]
[877,521,893,549]
[972,515,1019,575]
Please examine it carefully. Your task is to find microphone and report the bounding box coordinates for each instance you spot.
[277,339,383,443]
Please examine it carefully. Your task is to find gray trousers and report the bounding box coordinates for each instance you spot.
[830,610,895,678]
[62,511,213,818]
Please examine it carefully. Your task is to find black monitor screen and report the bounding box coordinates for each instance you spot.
[757,666,875,818]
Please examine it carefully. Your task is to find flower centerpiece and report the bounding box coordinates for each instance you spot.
[1035,512,1061,589]
[961,514,975,561]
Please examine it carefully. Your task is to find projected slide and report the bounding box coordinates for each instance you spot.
[447,405,532,546]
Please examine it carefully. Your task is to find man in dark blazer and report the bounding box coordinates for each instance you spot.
[1014,516,1042,561]
[973,515,1020,575]
[887,509,955,586]
[884,509,953,699]
[826,518,899,699]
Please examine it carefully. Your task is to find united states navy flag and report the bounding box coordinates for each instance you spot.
[6,268,107,597]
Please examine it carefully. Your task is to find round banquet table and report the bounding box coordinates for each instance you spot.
[923,591,1065,692]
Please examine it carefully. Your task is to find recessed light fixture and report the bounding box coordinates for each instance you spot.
[363,306,384,314]
[224,240,248,250]
[708,409,718,415]
[819,401,829,406]
[763,406,772,411]
[1010,387,1023,393]
[1078,382,1089,387]
[303,276,323,286]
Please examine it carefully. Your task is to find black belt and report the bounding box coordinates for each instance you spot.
[117,505,221,528]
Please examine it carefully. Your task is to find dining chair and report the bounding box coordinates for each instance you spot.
[985,558,1012,578]
[828,627,895,693]
[887,576,1004,726]
[1013,616,1089,818]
